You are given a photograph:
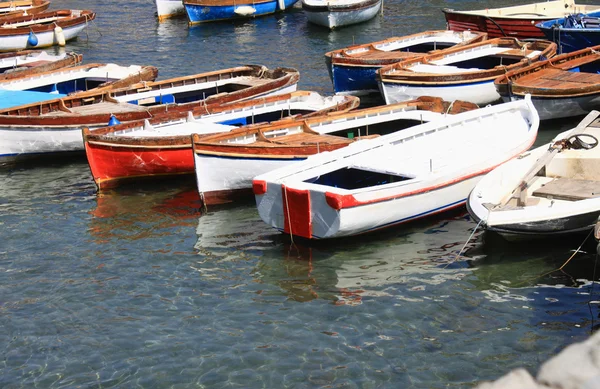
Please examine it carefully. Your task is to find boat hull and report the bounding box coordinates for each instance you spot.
[380,79,500,106]
[501,94,600,121]
[260,177,479,239]
[467,200,600,240]
[184,0,298,24]
[194,154,303,205]
[0,22,88,51]
[302,0,381,29]
[85,142,194,189]
[538,27,600,54]
[443,12,552,39]
[155,0,185,21]
[332,65,380,96]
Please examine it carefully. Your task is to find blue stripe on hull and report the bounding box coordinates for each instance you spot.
[185,0,298,23]
[332,65,379,95]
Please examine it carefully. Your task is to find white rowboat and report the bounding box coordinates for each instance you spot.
[253,96,539,239]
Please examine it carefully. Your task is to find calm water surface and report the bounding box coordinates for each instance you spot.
[1,0,600,387]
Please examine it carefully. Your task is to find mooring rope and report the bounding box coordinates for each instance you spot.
[443,217,485,269]
[283,185,296,247]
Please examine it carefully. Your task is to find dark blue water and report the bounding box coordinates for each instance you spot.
[1,0,600,387]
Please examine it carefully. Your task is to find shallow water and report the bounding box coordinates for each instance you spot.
[1,0,600,388]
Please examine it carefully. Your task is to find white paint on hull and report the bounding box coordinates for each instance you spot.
[304,0,381,29]
[0,23,88,51]
[380,80,500,105]
[502,94,600,121]
[155,0,185,20]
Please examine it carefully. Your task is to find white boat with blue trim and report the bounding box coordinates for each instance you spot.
[378,38,556,105]
[253,96,539,240]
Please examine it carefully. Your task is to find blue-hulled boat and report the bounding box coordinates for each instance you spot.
[324,30,487,96]
[183,0,298,24]
[537,11,600,53]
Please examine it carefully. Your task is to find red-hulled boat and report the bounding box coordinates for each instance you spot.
[443,0,600,39]
[82,92,360,190]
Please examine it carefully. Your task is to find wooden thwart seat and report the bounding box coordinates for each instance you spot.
[532,177,600,201]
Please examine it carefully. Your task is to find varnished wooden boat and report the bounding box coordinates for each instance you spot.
[0,65,300,165]
[0,9,96,51]
[495,45,600,120]
[302,0,381,29]
[253,97,538,240]
[468,110,600,240]
[443,0,600,39]
[378,38,557,105]
[324,30,487,96]
[82,92,359,190]
[0,0,49,18]
[193,97,479,206]
[0,50,82,81]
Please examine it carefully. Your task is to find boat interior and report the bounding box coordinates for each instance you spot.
[513,55,600,89]
[500,124,600,210]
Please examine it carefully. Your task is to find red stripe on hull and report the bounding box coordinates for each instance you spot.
[281,185,312,239]
[445,14,551,39]
[85,142,194,190]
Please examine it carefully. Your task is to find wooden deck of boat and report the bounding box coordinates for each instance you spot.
[533,177,600,201]
[49,102,149,116]
[253,133,353,147]
[517,68,600,89]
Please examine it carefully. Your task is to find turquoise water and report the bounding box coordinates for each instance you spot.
[1,0,599,387]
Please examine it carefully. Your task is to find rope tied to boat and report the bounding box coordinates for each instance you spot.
[552,133,599,151]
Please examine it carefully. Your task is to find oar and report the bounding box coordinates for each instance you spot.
[499,110,600,207]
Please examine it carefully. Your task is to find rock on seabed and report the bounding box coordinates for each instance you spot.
[476,331,600,389]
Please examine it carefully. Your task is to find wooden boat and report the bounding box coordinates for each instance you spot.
[0,62,158,95]
[536,11,600,54]
[155,0,185,21]
[183,0,299,24]
[252,96,539,239]
[194,97,479,206]
[494,45,600,120]
[0,0,49,18]
[325,30,487,96]
[0,65,299,165]
[467,110,600,240]
[302,0,381,29]
[0,50,82,81]
[378,38,557,106]
[442,0,600,39]
[0,9,96,51]
[82,92,359,190]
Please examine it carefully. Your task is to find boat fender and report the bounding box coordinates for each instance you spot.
[50,84,59,94]
[54,25,66,46]
[108,114,121,126]
[27,31,38,47]
[278,0,285,11]
[234,6,256,15]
